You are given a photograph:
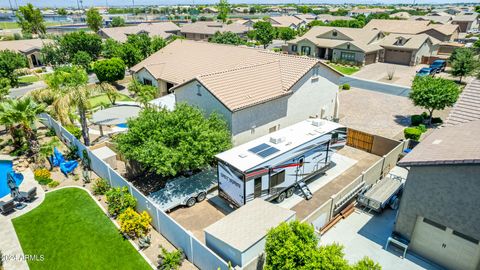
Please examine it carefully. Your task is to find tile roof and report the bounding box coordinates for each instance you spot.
[364,19,431,34]
[180,21,249,35]
[380,33,440,50]
[424,24,460,35]
[452,14,478,22]
[131,39,333,86]
[445,79,480,126]
[316,14,353,22]
[291,26,383,53]
[99,22,180,42]
[398,120,480,166]
[410,15,453,24]
[0,39,52,54]
[268,16,305,27]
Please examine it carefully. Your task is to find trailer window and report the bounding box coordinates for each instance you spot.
[331,132,339,143]
[270,170,285,187]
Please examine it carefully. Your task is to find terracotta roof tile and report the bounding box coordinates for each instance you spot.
[99,22,180,42]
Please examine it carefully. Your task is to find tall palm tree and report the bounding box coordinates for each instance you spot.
[0,97,45,158]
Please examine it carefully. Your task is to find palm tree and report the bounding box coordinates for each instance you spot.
[38,137,60,169]
[0,97,45,158]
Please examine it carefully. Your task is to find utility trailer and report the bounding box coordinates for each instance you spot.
[148,167,217,212]
[357,174,405,212]
[215,119,347,208]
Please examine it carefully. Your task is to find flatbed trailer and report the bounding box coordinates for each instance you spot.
[357,174,404,212]
[148,167,217,212]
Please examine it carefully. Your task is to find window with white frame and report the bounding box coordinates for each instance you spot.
[340,52,355,62]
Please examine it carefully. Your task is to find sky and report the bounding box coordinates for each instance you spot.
[0,0,477,8]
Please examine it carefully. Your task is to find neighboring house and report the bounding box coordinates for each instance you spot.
[282,6,297,14]
[348,8,389,17]
[316,14,353,23]
[394,80,480,270]
[232,7,249,14]
[287,26,385,66]
[389,12,411,20]
[233,18,259,29]
[98,22,181,42]
[180,21,249,41]
[365,19,460,42]
[451,14,479,32]
[131,40,342,145]
[293,14,318,23]
[202,7,218,13]
[380,34,440,65]
[267,16,306,30]
[410,15,453,25]
[364,19,431,35]
[420,24,459,42]
[0,39,52,68]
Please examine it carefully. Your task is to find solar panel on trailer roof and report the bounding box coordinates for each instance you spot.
[257,146,280,158]
[248,143,270,154]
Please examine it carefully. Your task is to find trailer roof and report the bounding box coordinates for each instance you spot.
[215,119,344,172]
[204,198,295,252]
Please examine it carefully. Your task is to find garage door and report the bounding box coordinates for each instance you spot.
[384,49,412,65]
[410,216,480,270]
[364,52,377,65]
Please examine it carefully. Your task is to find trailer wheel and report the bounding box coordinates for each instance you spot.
[276,192,286,203]
[196,192,206,202]
[286,187,295,198]
[390,197,400,210]
[186,197,196,207]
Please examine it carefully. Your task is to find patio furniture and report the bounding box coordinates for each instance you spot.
[60,160,78,175]
[7,171,22,199]
[49,147,66,167]
[19,187,37,203]
[0,199,15,214]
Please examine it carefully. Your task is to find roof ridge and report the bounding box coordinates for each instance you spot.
[198,60,281,78]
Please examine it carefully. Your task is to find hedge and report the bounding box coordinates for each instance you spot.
[404,127,423,141]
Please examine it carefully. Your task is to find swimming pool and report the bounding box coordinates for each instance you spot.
[0,160,22,198]
[116,123,128,128]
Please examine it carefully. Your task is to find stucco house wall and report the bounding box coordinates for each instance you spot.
[174,64,339,145]
[395,164,480,242]
[332,43,366,65]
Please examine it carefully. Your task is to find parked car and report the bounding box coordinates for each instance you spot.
[416,67,435,77]
[429,60,446,73]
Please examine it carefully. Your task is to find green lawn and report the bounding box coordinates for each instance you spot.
[0,21,65,29]
[12,188,151,270]
[328,63,360,75]
[88,93,133,109]
[18,75,43,84]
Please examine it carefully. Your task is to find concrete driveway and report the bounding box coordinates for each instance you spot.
[339,87,450,139]
[320,208,443,270]
[353,63,426,87]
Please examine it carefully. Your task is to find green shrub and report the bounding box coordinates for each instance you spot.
[417,124,427,133]
[157,247,184,270]
[410,114,424,126]
[421,111,429,119]
[34,168,53,185]
[106,187,137,216]
[92,178,111,195]
[65,125,81,139]
[342,83,350,90]
[66,144,79,160]
[47,180,60,188]
[45,128,56,137]
[431,117,443,124]
[404,127,422,141]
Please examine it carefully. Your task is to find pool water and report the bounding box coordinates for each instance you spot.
[116,123,128,128]
[0,160,22,198]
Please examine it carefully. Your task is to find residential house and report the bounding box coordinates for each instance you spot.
[451,14,479,32]
[202,7,218,14]
[232,7,249,14]
[410,15,453,25]
[98,22,180,42]
[233,18,259,29]
[394,80,480,270]
[180,21,249,41]
[131,40,342,145]
[389,12,411,20]
[286,26,385,66]
[267,16,306,30]
[0,39,52,68]
[365,19,459,42]
[380,34,440,65]
[281,6,297,14]
[347,8,389,17]
[316,14,353,23]
[293,14,318,23]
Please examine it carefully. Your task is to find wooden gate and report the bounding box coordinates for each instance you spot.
[347,129,374,153]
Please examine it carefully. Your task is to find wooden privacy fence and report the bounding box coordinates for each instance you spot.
[347,128,374,153]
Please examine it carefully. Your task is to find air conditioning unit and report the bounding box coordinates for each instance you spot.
[270,135,285,144]
[311,119,325,127]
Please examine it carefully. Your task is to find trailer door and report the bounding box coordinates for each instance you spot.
[254,177,262,198]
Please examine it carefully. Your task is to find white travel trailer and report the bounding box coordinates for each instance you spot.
[215,119,347,207]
